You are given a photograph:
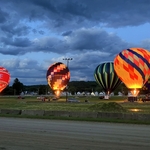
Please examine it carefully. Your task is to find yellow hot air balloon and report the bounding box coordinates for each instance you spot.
[114,48,150,96]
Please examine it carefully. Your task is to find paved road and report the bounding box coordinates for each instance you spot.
[0,117,150,150]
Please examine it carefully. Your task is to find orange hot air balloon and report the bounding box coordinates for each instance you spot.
[46,62,70,97]
[114,48,150,96]
[0,66,10,92]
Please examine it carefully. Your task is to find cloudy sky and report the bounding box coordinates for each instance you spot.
[0,0,150,85]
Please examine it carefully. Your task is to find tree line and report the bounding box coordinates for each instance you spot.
[1,78,149,96]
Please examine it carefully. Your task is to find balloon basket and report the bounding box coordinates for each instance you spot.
[128,96,137,102]
[104,95,109,99]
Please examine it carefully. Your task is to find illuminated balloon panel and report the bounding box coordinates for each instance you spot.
[94,62,121,95]
[0,67,10,92]
[114,48,150,90]
[46,62,70,92]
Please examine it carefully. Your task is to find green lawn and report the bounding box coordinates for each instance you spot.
[0,95,150,114]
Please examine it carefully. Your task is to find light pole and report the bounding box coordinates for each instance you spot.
[63,58,73,68]
[63,58,73,102]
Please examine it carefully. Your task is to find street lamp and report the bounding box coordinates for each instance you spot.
[63,58,73,102]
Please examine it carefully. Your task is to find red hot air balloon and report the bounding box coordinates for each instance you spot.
[0,67,10,92]
[46,62,70,97]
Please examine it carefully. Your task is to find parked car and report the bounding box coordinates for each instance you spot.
[67,98,80,103]
[37,96,50,101]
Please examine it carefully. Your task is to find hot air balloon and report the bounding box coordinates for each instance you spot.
[94,62,121,99]
[0,66,10,92]
[142,77,150,93]
[46,62,70,98]
[114,47,150,97]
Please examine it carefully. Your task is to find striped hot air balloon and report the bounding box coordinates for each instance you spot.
[114,47,150,96]
[46,62,70,97]
[0,66,10,92]
[94,62,121,96]
[143,77,150,92]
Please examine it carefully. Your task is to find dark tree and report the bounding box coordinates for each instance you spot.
[12,78,24,95]
[68,86,76,95]
[38,85,47,95]
[1,85,14,95]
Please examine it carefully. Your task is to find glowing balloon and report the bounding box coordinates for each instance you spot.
[46,62,70,97]
[143,77,150,92]
[114,47,150,96]
[0,67,10,92]
[94,62,121,96]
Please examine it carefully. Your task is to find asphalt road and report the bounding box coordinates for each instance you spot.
[0,117,150,150]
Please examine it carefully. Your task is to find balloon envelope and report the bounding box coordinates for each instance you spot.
[94,62,121,95]
[114,48,150,90]
[0,67,10,92]
[143,77,150,91]
[46,62,70,92]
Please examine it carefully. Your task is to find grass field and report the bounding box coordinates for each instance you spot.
[0,95,150,114]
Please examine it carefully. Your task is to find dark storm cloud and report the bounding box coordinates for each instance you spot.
[0,27,132,56]
[0,0,135,55]
[1,0,150,28]
[2,58,46,85]
[66,28,128,53]
[63,28,132,58]
[32,29,37,33]
[38,30,45,35]
[0,8,9,23]
[1,24,30,36]
[0,47,29,55]
[27,0,150,28]
[1,37,32,47]
[0,0,147,56]
[62,31,72,36]
[27,28,130,56]
[32,36,67,53]
[0,0,149,85]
